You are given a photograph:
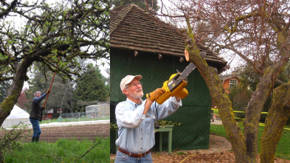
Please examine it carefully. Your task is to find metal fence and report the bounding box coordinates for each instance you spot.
[42,103,110,123]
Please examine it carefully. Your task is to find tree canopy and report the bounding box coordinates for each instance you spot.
[74,64,109,102]
[0,0,110,127]
[0,0,18,19]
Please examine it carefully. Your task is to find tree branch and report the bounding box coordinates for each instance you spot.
[0,0,18,19]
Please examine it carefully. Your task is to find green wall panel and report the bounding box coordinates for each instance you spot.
[110,48,211,152]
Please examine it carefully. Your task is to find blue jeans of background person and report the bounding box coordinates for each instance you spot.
[29,118,41,142]
[114,150,152,163]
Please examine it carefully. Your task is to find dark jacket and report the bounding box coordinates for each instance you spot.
[30,93,47,121]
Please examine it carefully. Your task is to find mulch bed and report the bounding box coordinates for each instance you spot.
[151,151,289,163]
[110,135,290,163]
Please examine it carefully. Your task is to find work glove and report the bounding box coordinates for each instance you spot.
[174,88,189,99]
[146,88,165,101]
[46,89,51,94]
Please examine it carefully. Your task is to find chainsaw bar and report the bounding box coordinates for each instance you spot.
[167,63,196,91]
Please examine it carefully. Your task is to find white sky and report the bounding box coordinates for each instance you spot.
[157,0,243,74]
[10,0,245,90]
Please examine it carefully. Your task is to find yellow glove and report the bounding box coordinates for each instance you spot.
[146,88,165,101]
[173,88,188,99]
[155,78,189,104]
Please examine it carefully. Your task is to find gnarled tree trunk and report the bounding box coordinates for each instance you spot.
[260,82,290,163]
[185,16,289,162]
[185,18,249,162]
[0,57,33,125]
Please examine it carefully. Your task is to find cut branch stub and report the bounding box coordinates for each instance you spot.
[184,49,189,62]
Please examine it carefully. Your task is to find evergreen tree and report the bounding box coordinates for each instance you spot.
[74,64,109,102]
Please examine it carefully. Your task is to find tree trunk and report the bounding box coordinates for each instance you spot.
[0,57,33,163]
[185,17,289,163]
[186,47,288,162]
[0,57,33,125]
[0,151,3,163]
[185,20,249,162]
[260,82,290,163]
[244,49,289,162]
[206,68,250,163]
[243,66,280,162]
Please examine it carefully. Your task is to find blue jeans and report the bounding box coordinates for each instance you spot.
[30,118,41,139]
[114,150,152,163]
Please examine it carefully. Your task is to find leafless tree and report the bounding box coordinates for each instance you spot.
[160,0,289,162]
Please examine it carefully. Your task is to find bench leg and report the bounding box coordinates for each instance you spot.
[168,130,172,153]
[159,133,162,152]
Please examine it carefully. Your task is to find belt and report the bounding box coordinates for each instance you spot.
[118,147,151,158]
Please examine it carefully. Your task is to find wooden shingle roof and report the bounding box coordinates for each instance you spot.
[110,4,227,71]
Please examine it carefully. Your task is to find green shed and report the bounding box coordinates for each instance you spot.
[110,4,227,153]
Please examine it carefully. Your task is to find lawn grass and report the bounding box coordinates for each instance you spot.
[210,124,290,160]
[4,137,109,163]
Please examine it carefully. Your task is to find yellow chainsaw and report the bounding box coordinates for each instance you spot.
[147,63,196,104]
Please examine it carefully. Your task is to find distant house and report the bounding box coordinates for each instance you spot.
[221,74,240,94]
[110,4,227,152]
[42,109,54,120]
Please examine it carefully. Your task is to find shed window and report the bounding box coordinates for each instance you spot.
[229,79,237,88]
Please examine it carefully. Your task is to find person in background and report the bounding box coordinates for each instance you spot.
[29,90,50,142]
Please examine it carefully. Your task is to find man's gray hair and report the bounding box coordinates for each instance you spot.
[34,91,41,96]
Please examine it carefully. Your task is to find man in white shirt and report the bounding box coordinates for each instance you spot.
[114,74,183,163]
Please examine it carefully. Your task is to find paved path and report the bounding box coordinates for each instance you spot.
[211,119,223,125]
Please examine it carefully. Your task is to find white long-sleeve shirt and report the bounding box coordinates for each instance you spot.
[115,97,181,153]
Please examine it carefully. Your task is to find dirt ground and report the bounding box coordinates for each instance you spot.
[110,134,290,163]
[1,122,289,162]
[0,122,110,142]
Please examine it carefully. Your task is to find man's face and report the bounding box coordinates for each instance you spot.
[123,79,144,99]
[35,92,41,97]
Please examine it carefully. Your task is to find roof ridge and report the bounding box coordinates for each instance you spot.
[110,4,227,72]
[131,4,184,36]
[110,4,135,35]
[110,4,183,37]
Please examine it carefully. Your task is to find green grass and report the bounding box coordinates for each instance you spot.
[4,137,110,163]
[210,124,290,160]
[40,116,110,124]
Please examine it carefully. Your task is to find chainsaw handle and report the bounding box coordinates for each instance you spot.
[156,80,188,104]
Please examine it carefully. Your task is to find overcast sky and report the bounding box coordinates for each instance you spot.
[156,0,243,74]
[6,0,244,91]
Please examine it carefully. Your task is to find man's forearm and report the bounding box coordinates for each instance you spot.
[39,93,47,101]
[143,99,153,115]
[155,97,182,120]
[33,93,47,103]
